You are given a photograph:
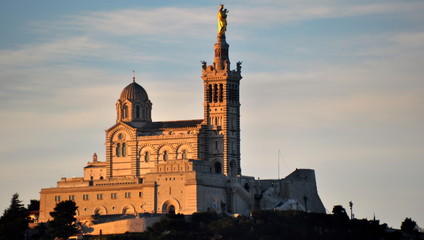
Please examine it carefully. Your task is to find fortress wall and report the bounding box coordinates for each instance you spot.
[282,169,326,213]
[86,215,161,235]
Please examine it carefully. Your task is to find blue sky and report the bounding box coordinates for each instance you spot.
[1,0,423,228]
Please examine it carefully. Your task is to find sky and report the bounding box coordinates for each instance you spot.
[1,0,423,229]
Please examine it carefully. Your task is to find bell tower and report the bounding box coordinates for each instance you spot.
[201,4,242,176]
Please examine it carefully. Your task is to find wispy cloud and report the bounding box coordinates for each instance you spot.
[232,1,424,27]
[0,36,165,67]
[26,2,424,41]
[0,37,107,66]
[57,7,215,38]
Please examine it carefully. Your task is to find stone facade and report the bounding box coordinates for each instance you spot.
[38,7,326,231]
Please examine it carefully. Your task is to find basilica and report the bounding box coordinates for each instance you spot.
[38,5,325,233]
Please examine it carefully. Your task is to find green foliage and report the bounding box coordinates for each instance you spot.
[401,218,419,234]
[0,193,29,240]
[27,199,40,212]
[249,210,389,240]
[146,213,207,240]
[48,200,79,239]
[145,209,392,240]
[332,205,349,220]
[209,215,253,240]
[80,210,420,240]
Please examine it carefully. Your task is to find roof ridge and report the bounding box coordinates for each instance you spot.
[153,119,203,123]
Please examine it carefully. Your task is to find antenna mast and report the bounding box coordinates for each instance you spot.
[278,149,280,179]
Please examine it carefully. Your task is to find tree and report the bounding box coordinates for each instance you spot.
[401,217,419,234]
[0,193,29,240]
[48,200,78,240]
[332,205,349,220]
[27,199,40,212]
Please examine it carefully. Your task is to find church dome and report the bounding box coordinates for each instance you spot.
[119,81,149,101]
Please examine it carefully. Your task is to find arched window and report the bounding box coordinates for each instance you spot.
[213,84,218,102]
[94,207,106,215]
[219,84,223,102]
[182,150,187,159]
[167,205,176,215]
[163,150,168,161]
[116,143,121,157]
[244,183,250,192]
[214,162,222,174]
[144,152,150,162]
[208,84,213,103]
[229,161,237,176]
[122,206,135,214]
[123,104,129,118]
[122,143,126,157]
[136,105,140,118]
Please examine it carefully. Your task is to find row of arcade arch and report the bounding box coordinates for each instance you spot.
[139,145,193,162]
[121,104,150,120]
[87,201,180,215]
[212,160,237,176]
[82,205,137,216]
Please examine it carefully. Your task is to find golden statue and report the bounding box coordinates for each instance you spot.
[218,4,229,35]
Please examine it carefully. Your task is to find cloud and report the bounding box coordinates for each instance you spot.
[244,62,424,128]
[0,36,107,66]
[392,32,424,47]
[24,2,424,43]
[231,1,424,27]
[61,7,215,38]
[0,36,165,68]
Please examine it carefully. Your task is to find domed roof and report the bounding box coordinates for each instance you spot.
[119,80,149,101]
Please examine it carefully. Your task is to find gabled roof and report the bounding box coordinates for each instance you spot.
[84,163,107,169]
[105,121,134,133]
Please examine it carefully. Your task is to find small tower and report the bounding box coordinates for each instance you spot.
[116,76,152,123]
[201,4,242,176]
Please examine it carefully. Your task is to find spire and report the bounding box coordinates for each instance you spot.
[132,70,136,83]
[214,34,230,71]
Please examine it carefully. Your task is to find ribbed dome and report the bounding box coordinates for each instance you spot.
[119,81,149,101]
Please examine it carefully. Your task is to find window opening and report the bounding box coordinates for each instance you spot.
[144,152,150,162]
[208,84,213,103]
[214,162,222,174]
[116,143,121,157]
[136,105,140,118]
[219,84,223,102]
[213,84,218,102]
[123,104,129,118]
[163,150,168,161]
[122,143,126,157]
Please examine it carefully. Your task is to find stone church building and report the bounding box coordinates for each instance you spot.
[38,5,325,231]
